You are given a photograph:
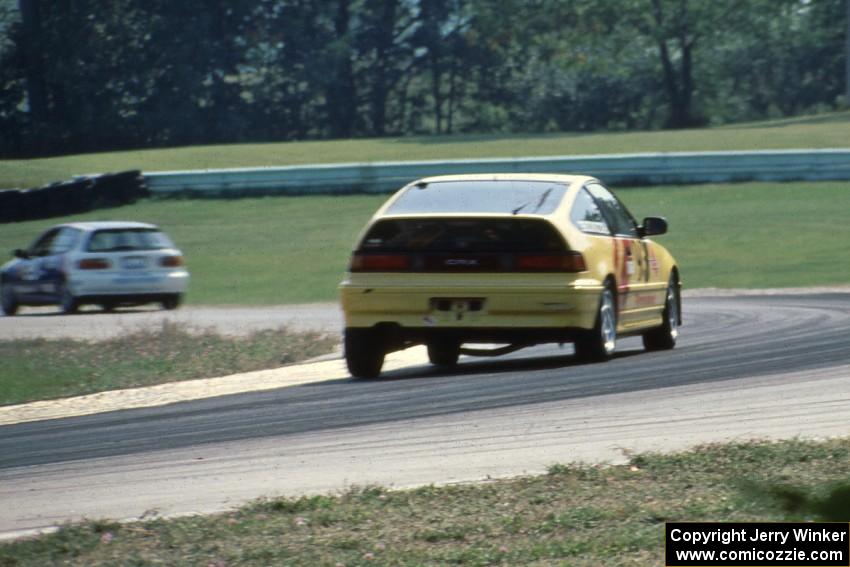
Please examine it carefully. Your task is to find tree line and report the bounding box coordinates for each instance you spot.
[0,0,846,158]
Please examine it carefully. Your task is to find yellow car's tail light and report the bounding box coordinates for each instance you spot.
[350,253,411,272]
[514,252,586,272]
[77,258,110,270]
[349,251,586,273]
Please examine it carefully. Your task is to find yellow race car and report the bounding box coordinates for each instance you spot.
[339,174,680,378]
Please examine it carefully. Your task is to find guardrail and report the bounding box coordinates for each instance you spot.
[140,148,849,196]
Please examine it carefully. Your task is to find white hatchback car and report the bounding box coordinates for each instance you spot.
[1,221,189,315]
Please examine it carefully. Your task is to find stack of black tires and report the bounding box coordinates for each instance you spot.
[0,170,149,223]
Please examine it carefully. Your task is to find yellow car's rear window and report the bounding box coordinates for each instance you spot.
[360,218,565,252]
[387,180,567,215]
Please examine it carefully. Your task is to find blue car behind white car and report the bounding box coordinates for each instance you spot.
[0,221,189,315]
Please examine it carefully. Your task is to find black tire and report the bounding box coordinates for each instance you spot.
[100,302,116,313]
[1,283,18,316]
[60,286,79,315]
[344,328,385,379]
[574,284,617,362]
[642,276,680,352]
[427,338,461,367]
[161,294,182,311]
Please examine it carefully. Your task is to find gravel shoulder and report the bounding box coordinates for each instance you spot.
[0,302,344,340]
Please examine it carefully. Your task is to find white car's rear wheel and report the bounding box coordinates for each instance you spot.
[60,286,79,315]
[161,294,182,311]
[1,283,18,316]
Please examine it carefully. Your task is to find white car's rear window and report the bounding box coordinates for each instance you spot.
[86,229,174,252]
[387,181,567,215]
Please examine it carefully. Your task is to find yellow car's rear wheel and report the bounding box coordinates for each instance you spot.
[344,328,385,379]
[574,284,617,362]
[427,338,461,367]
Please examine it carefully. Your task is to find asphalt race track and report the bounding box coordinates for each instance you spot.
[1,293,849,538]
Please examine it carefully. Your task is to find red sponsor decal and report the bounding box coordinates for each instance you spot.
[648,247,660,276]
[611,238,631,314]
[616,238,631,292]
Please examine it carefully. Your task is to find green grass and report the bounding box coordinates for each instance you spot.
[0,322,337,406]
[2,438,848,566]
[620,182,850,289]
[1,110,849,189]
[1,181,847,304]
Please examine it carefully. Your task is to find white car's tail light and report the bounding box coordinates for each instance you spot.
[159,255,184,268]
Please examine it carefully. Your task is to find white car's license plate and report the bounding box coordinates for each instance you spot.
[112,274,159,285]
[121,257,148,270]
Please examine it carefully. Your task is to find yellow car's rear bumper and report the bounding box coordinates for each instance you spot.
[340,276,603,333]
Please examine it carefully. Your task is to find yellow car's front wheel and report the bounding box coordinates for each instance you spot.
[642,277,679,351]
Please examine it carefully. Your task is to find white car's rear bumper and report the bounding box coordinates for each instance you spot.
[68,270,189,297]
